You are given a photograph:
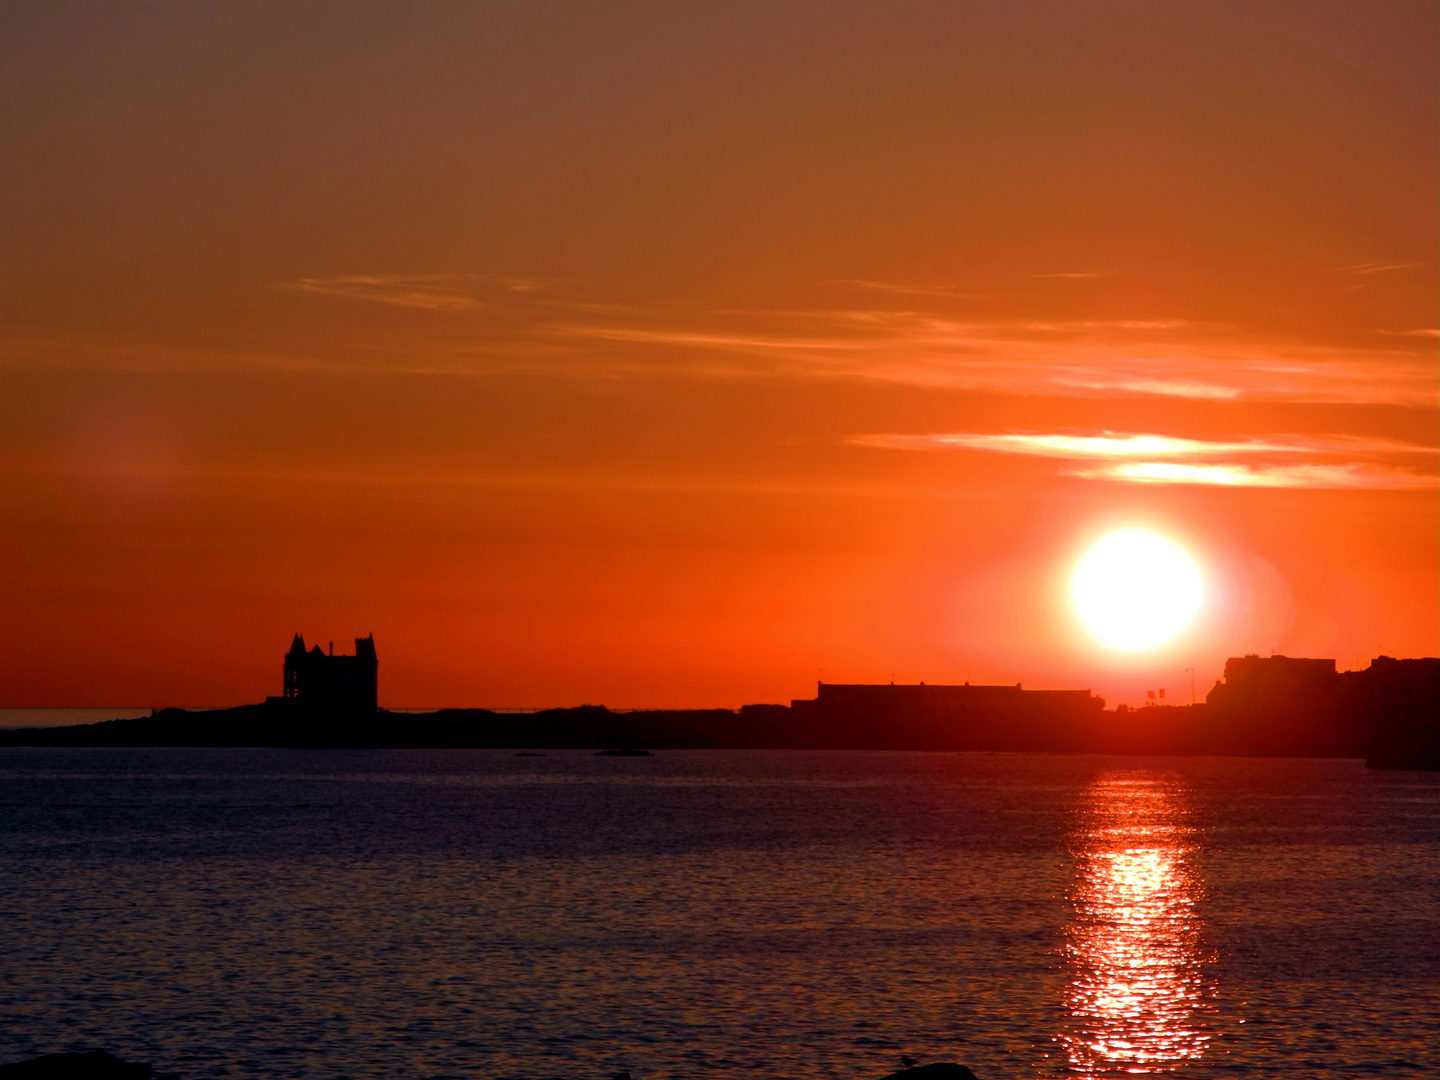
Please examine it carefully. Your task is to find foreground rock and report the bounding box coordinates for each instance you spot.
[878,1065,980,1080]
[0,1053,169,1080]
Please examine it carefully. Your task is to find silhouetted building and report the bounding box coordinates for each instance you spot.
[787,680,1106,751]
[1352,655,1440,700]
[1200,652,1439,763]
[794,680,1099,713]
[279,633,378,715]
[1204,653,1440,713]
[1205,654,1338,711]
[1354,656,1440,769]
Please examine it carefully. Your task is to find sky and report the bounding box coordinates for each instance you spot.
[1,2,1435,710]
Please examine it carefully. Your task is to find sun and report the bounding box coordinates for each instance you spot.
[1071,530,1203,651]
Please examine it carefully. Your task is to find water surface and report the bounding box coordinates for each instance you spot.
[0,750,1434,1079]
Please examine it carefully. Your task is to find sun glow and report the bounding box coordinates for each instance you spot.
[1071,530,1203,651]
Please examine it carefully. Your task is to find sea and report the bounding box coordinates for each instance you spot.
[0,749,1434,1080]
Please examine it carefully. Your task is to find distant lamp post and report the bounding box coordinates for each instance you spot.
[1185,667,1196,705]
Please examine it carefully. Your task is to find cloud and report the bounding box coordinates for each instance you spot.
[282,273,551,311]
[1076,462,1437,490]
[286,274,483,310]
[852,430,1438,490]
[1340,262,1425,275]
[560,313,1437,406]
[853,432,1436,458]
[830,280,989,300]
[1032,271,1106,279]
[7,281,1436,410]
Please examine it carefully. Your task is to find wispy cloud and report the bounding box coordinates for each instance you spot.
[1340,262,1425,275]
[831,280,989,300]
[286,274,482,310]
[1032,271,1106,279]
[1078,462,1436,490]
[268,272,1438,404]
[7,277,1436,409]
[282,273,550,311]
[560,313,1437,406]
[853,432,1435,458]
[852,430,1438,490]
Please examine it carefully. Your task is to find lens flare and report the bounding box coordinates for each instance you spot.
[1071,530,1202,650]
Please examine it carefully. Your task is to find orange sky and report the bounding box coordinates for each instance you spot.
[1,3,1435,710]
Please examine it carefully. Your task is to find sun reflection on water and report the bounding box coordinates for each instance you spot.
[1060,772,1214,1075]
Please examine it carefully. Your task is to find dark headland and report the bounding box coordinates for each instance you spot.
[3,634,1436,769]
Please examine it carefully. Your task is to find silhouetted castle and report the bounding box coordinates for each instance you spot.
[276,633,379,715]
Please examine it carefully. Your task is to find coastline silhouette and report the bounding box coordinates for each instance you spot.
[1,634,1435,768]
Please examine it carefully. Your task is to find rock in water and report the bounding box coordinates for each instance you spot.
[0,1053,156,1080]
[878,1065,980,1080]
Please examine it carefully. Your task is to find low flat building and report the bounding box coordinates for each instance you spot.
[792,680,1098,714]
